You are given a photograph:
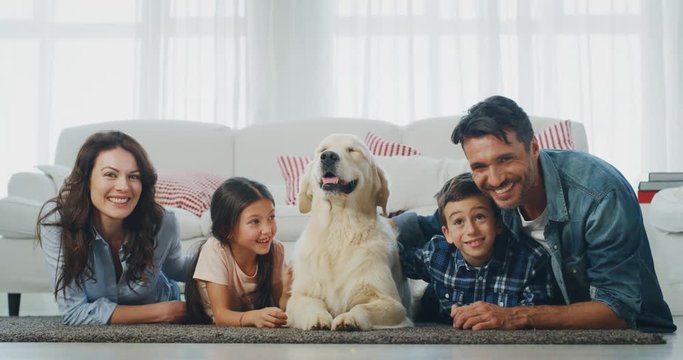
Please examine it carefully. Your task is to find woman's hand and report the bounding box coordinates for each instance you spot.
[243,307,288,328]
[109,300,187,324]
[161,300,187,323]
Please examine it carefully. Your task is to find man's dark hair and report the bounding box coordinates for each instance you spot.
[451,96,534,150]
[436,172,499,227]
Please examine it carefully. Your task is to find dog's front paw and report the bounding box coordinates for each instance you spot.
[294,310,333,330]
[308,311,334,330]
[331,312,371,331]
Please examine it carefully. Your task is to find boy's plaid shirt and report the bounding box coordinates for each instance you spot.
[399,232,557,317]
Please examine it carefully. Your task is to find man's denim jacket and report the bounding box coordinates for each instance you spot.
[395,150,676,333]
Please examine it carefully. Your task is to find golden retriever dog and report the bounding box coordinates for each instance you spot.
[286,133,411,331]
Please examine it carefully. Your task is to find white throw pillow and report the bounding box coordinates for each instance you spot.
[377,156,471,214]
[166,207,203,240]
[376,156,439,213]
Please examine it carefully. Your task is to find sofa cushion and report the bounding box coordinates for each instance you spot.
[155,171,225,217]
[168,207,203,240]
[0,196,44,238]
[377,156,470,213]
[276,155,313,206]
[273,205,311,242]
[650,187,683,233]
[535,120,574,150]
[364,132,420,156]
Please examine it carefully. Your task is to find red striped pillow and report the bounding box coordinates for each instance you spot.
[154,171,225,217]
[277,155,313,205]
[364,132,420,156]
[535,120,574,150]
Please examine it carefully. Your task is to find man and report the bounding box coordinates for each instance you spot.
[395,96,676,332]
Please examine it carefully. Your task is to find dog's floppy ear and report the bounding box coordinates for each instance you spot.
[298,162,314,214]
[373,162,390,216]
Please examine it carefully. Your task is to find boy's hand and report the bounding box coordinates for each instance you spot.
[245,307,288,328]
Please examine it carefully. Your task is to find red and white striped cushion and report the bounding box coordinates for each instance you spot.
[155,171,225,217]
[364,132,420,156]
[277,155,313,205]
[535,120,574,150]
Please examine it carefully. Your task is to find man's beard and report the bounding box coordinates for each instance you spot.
[501,155,536,210]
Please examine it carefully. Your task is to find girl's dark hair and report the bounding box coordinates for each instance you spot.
[184,177,276,324]
[37,131,162,296]
[451,95,534,150]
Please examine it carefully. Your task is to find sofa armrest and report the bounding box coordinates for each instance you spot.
[8,171,58,203]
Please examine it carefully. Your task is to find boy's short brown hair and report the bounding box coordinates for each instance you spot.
[436,172,500,226]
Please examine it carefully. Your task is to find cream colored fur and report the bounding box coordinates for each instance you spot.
[286,134,411,331]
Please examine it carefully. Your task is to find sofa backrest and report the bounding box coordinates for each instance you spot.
[54,119,234,178]
[53,116,588,187]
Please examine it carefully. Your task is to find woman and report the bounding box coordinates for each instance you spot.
[38,131,188,325]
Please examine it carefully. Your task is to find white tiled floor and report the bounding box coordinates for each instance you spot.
[1,293,680,360]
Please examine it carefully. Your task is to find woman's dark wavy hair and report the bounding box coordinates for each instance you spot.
[184,177,276,324]
[37,131,162,296]
[451,95,534,151]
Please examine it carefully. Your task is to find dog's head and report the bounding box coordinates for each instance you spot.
[298,134,389,215]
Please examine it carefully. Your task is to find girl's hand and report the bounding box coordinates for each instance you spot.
[244,307,288,328]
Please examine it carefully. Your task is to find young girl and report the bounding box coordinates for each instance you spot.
[184,177,291,327]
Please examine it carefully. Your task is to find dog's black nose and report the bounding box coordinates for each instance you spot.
[320,151,340,165]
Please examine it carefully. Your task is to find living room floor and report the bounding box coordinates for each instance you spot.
[0,293,680,360]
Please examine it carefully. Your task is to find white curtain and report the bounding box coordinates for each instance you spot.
[1,0,681,196]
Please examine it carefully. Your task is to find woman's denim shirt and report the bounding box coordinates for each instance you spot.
[40,208,189,325]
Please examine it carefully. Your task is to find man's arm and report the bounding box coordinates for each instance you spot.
[451,301,627,330]
[392,209,443,247]
[397,241,434,282]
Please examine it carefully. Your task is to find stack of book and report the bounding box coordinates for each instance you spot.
[638,172,683,203]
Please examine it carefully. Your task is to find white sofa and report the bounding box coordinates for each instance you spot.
[2,116,678,316]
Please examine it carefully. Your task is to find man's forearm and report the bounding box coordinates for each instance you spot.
[517,301,628,329]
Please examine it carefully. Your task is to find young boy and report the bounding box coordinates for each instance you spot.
[398,173,557,325]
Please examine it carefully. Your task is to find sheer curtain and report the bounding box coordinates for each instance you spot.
[1,0,681,197]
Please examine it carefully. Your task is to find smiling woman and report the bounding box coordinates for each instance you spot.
[36,131,190,325]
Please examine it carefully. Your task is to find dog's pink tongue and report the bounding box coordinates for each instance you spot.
[322,177,339,184]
